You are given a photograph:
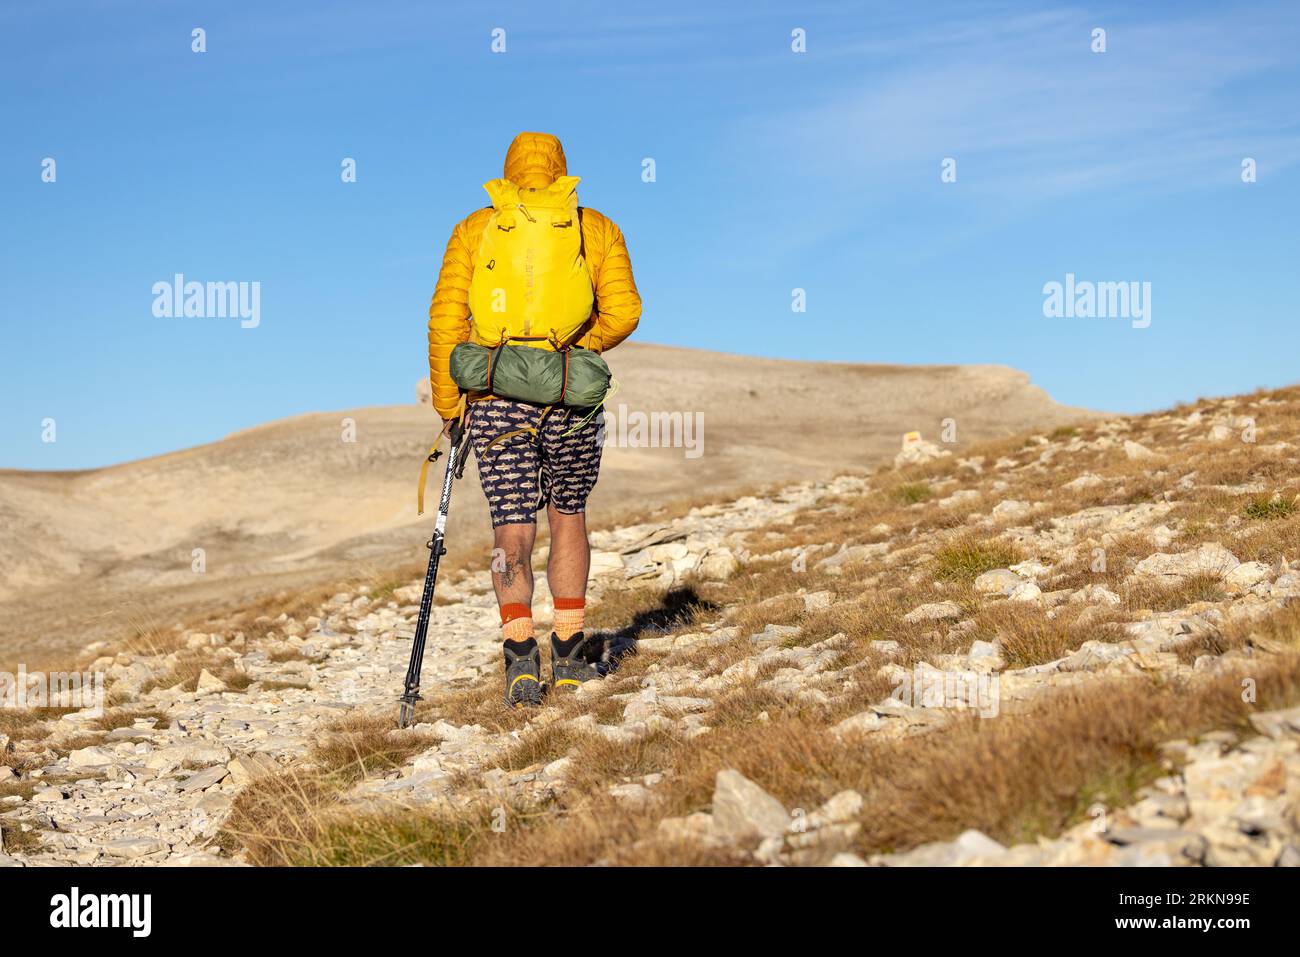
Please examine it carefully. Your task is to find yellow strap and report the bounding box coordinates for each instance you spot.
[554,678,582,689]
[479,426,537,458]
[416,398,469,515]
[478,405,554,458]
[416,444,442,516]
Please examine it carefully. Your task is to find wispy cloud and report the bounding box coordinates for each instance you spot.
[742,2,1300,204]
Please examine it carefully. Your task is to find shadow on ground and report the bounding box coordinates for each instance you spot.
[591,586,720,673]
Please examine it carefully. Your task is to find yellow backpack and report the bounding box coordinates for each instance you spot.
[468,175,594,350]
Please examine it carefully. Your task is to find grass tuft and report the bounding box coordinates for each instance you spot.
[932,535,1023,583]
[1244,495,1298,521]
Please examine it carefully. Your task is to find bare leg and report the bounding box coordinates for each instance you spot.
[492,522,536,610]
[546,505,590,600]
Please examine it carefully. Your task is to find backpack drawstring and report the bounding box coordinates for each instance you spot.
[559,377,618,438]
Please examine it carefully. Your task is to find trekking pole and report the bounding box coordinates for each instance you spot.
[398,418,467,729]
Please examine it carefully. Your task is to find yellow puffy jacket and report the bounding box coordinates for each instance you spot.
[427,132,642,420]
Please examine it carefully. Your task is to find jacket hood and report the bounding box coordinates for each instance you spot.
[503,132,568,188]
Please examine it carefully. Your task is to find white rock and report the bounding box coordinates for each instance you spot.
[803,591,833,612]
[974,569,1022,595]
[1124,440,1156,460]
[992,500,1031,519]
[711,769,790,844]
[807,790,864,829]
[226,753,278,787]
[1007,582,1042,603]
[196,669,228,694]
[903,601,963,623]
[816,542,888,573]
[1132,543,1240,581]
[647,542,689,563]
[697,550,740,581]
[1071,584,1122,607]
[937,489,980,509]
[829,852,870,867]
[1009,558,1049,579]
[1224,561,1270,591]
[103,837,168,859]
[180,765,230,793]
[589,550,624,576]
[67,746,115,770]
[831,711,885,737]
[879,829,1008,866]
[1148,525,1177,548]
[609,782,652,807]
[1062,473,1104,491]
[657,812,717,845]
[750,624,800,647]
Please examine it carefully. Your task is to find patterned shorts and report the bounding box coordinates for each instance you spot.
[468,399,604,527]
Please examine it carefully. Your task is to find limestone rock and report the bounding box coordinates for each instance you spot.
[1224,561,1270,592]
[903,601,963,623]
[697,549,740,581]
[196,669,228,694]
[103,837,168,859]
[711,769,790,845]
[67,746,115,770]
[1132,543,1240,582]
[877,829,1008,866]
[974,569,1022,595]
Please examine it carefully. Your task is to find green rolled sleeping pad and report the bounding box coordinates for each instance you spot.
[449,342,611,408]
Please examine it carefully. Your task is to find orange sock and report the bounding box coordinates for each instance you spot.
[553,597,585,640]
[501,603,534,645]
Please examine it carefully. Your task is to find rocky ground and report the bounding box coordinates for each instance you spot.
[3,387,1299,867]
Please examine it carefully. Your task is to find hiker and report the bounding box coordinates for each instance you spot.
[427,132,641,708]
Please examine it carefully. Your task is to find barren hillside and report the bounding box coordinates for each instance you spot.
[0,343,1089,665]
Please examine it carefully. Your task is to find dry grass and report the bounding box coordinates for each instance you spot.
[0,818,46,855]
[0,707,75,739]
[932,535,1023,583]
[894,481,933,504]
[1124,573,1227,613]
[972,603,1093,669]
[211,385,1300,866]
[244,651,1300,866]
[307,712,439,784]
[143,653,254,695]
[91,707,168,732]
[1244,494,1298,521]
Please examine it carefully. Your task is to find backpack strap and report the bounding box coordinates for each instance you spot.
[486,342,505,394]
[416,397,468,515]
[478,405,554,458]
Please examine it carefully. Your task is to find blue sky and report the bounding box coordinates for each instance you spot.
[3,0,1298,469]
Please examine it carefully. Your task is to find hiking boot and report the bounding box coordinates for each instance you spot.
[550,632,603,691]
[503,640,544,709]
